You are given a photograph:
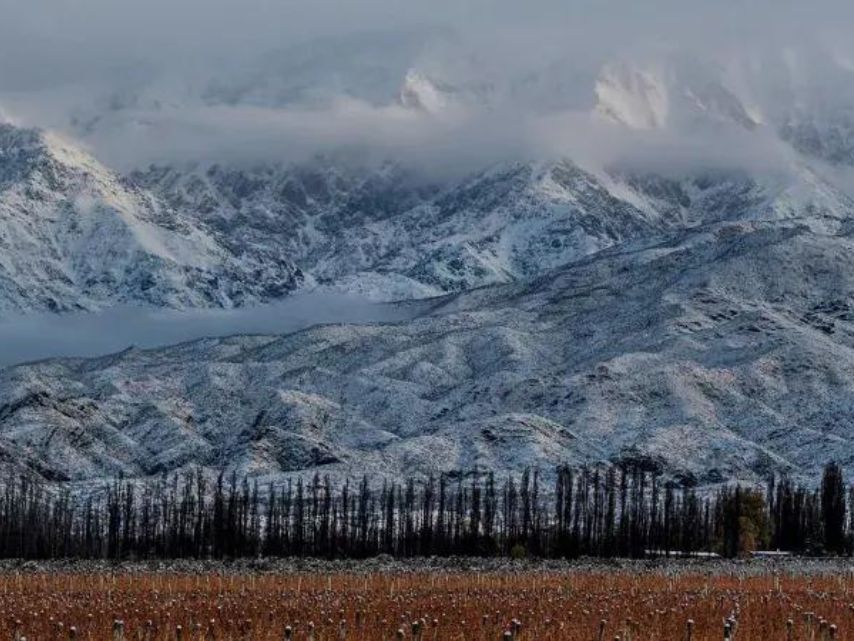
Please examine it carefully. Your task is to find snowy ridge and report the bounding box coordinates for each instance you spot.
[133,155,854,304]
[1,217,853,486]
[593,59,758,132]
[0,124,304,314]
[130,159,661,301]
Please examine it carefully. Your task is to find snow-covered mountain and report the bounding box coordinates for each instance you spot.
[13,116,843,313]
[591,51,854,169]
[0,122,663,311]
[130,159,666,301]
[0,123,303,314]
[2,214,853,486]
[594,59,758,132]
[4,38,854,486]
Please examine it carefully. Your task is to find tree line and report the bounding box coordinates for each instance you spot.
[0,462,850,560]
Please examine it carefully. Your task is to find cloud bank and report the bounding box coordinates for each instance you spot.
[1,0,854,176]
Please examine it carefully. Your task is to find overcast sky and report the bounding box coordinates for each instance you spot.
[0,1,846,81]
[1,0,853,173]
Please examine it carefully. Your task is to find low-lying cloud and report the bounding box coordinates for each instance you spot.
[76,100,538,176]
[0,293,416,369]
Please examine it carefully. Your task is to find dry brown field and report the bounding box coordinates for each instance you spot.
[0,569,851,641]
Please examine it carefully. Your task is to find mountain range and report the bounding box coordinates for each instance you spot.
[1,39,854,487]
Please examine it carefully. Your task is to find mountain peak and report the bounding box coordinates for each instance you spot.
[0,122,304,315]
[398,70,453,114]
[593,59,758,132]
[594,62,670,129]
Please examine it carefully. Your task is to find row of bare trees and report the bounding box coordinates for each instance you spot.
[0,462,849,560]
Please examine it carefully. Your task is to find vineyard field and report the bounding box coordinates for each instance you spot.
[0,568,851,641]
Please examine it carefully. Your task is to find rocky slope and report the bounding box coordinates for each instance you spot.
[1,215,853,486]
[0,124,303,314]
[130,159,667,301]
[6,43,854,313]
[12,115,836,313]
[1,119,665,312]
